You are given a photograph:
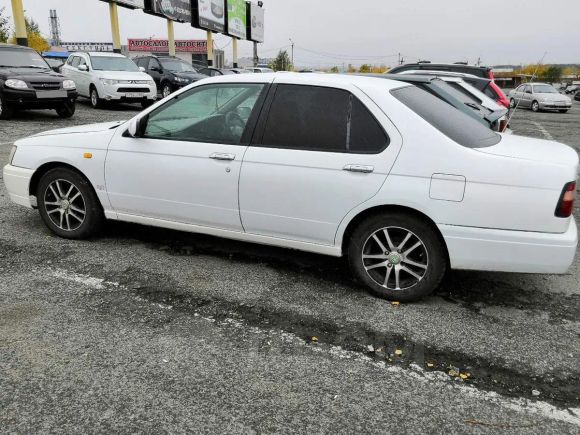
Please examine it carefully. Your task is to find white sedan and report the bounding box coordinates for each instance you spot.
[3,74,578,301]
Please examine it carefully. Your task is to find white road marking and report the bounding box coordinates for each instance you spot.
[532,121,554,141]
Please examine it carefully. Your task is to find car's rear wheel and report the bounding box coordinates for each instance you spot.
[509,98,516,109]
[56,101,76,118]
[90,87,102,109]
[0,93,14,120]
[348,212,447,302]
[37,168,104,239]
[531,100,540,112]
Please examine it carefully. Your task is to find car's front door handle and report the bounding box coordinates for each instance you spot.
[343,164,374,173]
[210,153,236,161]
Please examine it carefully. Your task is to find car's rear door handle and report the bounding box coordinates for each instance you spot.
[210,153,236,161]
[343,164,374,173]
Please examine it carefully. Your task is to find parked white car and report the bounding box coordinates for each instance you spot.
[62,52,157,109]
[508,83,572,113]
[3,74,578,301]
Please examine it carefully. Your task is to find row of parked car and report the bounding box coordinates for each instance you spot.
[0,42,274,119]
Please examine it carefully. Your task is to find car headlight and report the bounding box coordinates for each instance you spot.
[5,79,28,89]
[174,77,188,83]
[9,146,17,164]
[62,80,76,90]
[100,78,119,86]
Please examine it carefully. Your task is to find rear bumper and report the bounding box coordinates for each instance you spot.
[440,219,577,274]
[2,164,34,208]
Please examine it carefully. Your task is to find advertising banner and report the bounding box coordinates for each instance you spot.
[144,0,191,22]
[128,39,207,53]
[226,0,246,39]
[99,0,144,9]
[61,42,114,52]
[247,3,264,42]
[193,0,225,33]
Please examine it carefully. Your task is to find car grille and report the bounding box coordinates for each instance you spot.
[29,82,61,90]
[117,87,150,93]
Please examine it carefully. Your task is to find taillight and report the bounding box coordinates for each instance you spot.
[555,181,576,218]
[488,70,495,80]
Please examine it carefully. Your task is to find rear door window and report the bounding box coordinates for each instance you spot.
[260,84,389,153]
[392,86,501,148]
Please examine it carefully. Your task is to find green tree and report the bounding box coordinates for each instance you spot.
[540,65,563,83]
[270,50,293,72]
[9,15,49,52]
[359,64,371,73]
[330,66,339,73]
[0,7,10,42]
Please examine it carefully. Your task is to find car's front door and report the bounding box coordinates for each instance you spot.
[523,85,533,108]
[147,58,163,89]
[105,82,267,231]
[75,55,91,97]
[238,82,402,245]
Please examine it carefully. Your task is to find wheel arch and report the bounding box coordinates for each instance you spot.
[29,162,104,211]
[339,204,449,263]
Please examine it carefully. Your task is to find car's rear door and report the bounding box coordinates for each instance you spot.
[238,80,402,246]
[105,82,267,231]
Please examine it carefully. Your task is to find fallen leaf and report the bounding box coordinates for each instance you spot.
[309,336,319,343]
[391,301,400,306]
[394,349,403,356]
[427,362,434,368]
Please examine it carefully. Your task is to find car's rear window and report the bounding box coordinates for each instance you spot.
[392,86,501,148]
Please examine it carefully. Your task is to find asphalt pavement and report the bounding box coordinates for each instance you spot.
[1,98,579,434]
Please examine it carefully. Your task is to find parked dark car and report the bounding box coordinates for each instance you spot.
[134,55,206,98]
[198,67,236,77]
[0,43,77,120]
[389,62,510,108]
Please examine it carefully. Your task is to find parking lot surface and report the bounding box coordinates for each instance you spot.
[1,100,580,433]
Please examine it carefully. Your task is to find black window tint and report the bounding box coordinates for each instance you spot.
[148,58,160,70]
[483,85,497,99]
[392,86,501,148]
[349,97,389,153]
[262,85,349,152]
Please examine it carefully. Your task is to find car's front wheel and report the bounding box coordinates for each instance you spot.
[90,87,102,109]
[348,212,447,302]
[56,101,76,118]
[161,83,172,98]
[509,98,516,109]
[0,92,14,120]
[37,168,104,239]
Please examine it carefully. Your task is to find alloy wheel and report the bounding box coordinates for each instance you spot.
[44,179,86,231]
[163,85,171,98]
[361,226,429,291]
[91,90,98,107]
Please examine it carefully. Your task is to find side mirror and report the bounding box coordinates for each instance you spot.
[139,66,146,72]
[151,66,161,72]
[78,64,88,72]
[126,115,148,138]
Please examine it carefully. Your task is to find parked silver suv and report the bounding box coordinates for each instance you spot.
[508,83,571,113]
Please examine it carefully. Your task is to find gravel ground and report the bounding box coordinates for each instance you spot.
[1,98,579,433]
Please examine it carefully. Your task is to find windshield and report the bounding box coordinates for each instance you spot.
[91,56,140,72]
[160,59,197,73]
[533,84,559,94]
[0,48,50,69]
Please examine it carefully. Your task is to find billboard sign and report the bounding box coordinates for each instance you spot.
[61,42,114,52]
[144,0,191,22]
[99,0,144,9]
[226,0,246,39]
[128,39,207,53]
[193,0,226,33]
[247,3,264,42]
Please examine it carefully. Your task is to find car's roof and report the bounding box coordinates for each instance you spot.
[0,43,33,51]
[397,69,488,81]
[393,62,490,69]
[201,72,409,91]
[80,52,126,57]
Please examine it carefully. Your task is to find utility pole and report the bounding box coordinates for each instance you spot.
[289,38,294,69]
[10,0,27,47]
[49,9,61,47]
[108,2,122,53]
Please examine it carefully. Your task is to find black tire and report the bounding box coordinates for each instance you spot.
[90,86,102,109]
[161,82,172,98]
[558,109,568,113]
[37,167,104,239]
[509,98,516,109]
[531,100,540,112]
[56,101,76,118]
[0,92,14,120]
[347,212,447,302]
